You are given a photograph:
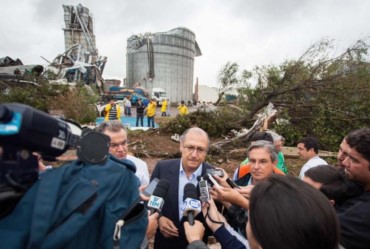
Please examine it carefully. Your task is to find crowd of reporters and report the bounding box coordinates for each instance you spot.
[145,128,370,249]
[1,104,369,249]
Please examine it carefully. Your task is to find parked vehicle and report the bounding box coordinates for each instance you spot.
[130,93,149,106]
[151,87,167,106]
[102,86,149,105]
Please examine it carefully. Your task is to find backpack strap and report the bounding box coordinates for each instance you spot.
[113,198,146,249]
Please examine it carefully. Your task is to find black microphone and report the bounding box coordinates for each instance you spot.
[202,173,240,189]
[147,179,170,215]
[226,178,240,189]
[203,174,220,188]
[181,183,201,226]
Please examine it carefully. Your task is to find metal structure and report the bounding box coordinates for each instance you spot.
[62,4,97,54]
[126,27,202,103]
[42,4,107,94]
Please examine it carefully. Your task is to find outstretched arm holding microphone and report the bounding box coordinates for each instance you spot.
[139,179,170,239]
[210,185,252,210]
[206,169,251,209]
[206,172,252,240]
[184,220,208,249]
[183,197,248,249]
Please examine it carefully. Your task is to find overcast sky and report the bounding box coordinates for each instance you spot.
[1,0,369,87]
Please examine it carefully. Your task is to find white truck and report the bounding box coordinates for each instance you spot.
[151,87,167,106]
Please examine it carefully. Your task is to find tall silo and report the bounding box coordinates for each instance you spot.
[126,27,202,104]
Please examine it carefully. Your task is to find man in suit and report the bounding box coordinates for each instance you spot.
[151,127,215,249]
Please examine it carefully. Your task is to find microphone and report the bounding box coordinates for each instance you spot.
[203,174,220,188]
[202,173,240,189]
[147,179,170,215]
[226,178,240,189]
[180,183,201,226]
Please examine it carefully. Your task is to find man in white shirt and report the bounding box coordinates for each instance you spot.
[95,120,149,186]
[95,120,154,249]
[297,137,328,179]
[123,96,132,116]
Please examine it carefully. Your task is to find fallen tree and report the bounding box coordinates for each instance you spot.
[210,103,277,153]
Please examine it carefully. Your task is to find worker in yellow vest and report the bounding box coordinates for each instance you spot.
[146,98,157,127]
[177,100,188,116]
[161,99,168,116]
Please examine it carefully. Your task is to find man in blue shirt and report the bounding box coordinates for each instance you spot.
[151,127,215,249]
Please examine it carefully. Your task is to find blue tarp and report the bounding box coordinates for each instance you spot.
[95,117,158,128]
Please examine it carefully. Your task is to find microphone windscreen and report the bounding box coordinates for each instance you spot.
[77,131,110,164]
[203,174,210,181]
[183,183,198,200]
[152,179,170,198]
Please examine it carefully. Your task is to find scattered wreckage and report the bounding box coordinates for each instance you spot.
[44,44,107,94]
[1,3,107,96]
[0,56,42,93]
[210,103,277,151]
[169,103,278,153]
[0,50,106,96]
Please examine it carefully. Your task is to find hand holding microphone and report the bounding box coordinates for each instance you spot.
[201,198,226,232]
[181,183,201,226]
[204,169,240,189]
[147,179,170,215]
[146,179,173,238]
[210,186,250,210]
[184,220,205,244]
[146,212,159,238]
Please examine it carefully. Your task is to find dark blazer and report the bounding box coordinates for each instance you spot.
[151,158,215,249]
[136,101,145,114]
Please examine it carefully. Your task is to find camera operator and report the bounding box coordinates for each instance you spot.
[0,103,147,249]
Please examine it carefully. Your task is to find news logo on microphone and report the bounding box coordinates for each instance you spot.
[180,197,201,217]
[148,195,164,211]
[147,179,170,215]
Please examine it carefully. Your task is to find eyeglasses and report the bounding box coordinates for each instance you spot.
[110,140,128,149]
[183,145,208,155]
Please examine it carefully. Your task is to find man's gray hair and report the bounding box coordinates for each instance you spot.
[247,140,278,162]
[179,127,210,148]
[266,130,283,142]
[95,120,125,133]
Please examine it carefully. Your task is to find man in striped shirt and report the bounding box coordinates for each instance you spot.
[104,99,121,121]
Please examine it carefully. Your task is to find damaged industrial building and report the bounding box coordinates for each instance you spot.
[126,27,202,103]
[1,3,202,105]
[0,3,106,95]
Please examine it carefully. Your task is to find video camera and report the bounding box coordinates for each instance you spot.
[0,103,110,217]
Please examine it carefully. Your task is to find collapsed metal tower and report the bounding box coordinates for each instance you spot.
[62,4,97,54]
[44,3,107,93]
